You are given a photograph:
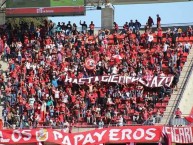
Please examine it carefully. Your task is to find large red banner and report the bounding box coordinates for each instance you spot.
[1,126,193,144]
[65,75,174,88]
[164,126,193,144]
[0,126,162,144]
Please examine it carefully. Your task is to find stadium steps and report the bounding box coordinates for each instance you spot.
[159,46,193,125]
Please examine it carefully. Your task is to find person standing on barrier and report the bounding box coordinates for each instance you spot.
[80,20,87,34]
[156,14,161,28]
[147,16,154,28]
[89,21,95,36]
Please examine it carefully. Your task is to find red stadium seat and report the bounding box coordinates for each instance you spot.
[184,37,190,41]
[163,96,170,103]
[161,103,168,108]
[177,37,184,42]
[108,40,114,45]
[156,103,162,108]
[108,34,114,40]
[190,36,193,42]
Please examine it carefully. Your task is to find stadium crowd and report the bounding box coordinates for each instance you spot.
[0,17,192,130]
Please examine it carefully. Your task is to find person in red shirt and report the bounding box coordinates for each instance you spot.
[157,27,163,44]
[175,108,182,118]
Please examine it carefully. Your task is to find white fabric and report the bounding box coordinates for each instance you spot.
[148,34,154,42]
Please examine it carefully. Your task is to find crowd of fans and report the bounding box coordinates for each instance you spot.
[0,16,192,130]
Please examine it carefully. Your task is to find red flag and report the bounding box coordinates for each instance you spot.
[163,132,172,145]
[40,102,46,122]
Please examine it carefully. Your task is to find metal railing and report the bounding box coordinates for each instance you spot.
[165,52,193,126]
[51,22,193,33]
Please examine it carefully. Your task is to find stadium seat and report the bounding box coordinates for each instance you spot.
[177,37,184,42]
[162,38,166,43]
[108,40,114,45]
[156,103,162,108]
[108,34,114,40]
[184,37,190,41]
[163,96,170,103]
[190,36,193,42]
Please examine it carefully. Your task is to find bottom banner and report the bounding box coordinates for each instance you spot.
[0,126,163,144]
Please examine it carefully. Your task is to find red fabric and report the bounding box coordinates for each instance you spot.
[185,116,193,123]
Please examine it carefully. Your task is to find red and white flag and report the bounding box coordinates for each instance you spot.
[40,102,47,122]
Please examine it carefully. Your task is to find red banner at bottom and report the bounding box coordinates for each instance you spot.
[1,126,193,144]
[0,126,162,144]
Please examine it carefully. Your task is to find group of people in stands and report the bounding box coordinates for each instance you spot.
[0,15,192,130]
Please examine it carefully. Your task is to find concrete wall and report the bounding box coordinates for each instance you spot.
[178,67,193,116]
[0,13,5,25]
[101,6,114,29]
[0,0,5,25]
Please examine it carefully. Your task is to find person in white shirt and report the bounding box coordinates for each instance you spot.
[62,93,69,104]
[163,42,169,59]
[26,61,31,75]
[63,120,70,133]
[184,41,191,54]
[147,32,154,50]
[54,88,60,99]
[98,118,104,129]
[118,115,124,126]
[16,41,22,50]
[29,96,35,106]
[111,65,118,74]
[107,96,114,105]
[32,63,37,75]
[18,50,22,64]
